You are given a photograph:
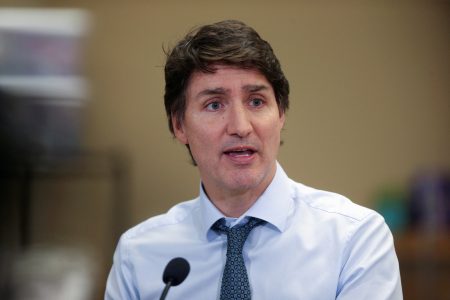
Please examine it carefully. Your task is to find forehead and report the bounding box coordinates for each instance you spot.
[186,65,273,97]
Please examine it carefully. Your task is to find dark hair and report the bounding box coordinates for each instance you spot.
[164,20,290,135]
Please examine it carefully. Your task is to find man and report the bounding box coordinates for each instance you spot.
[105,20,402,299]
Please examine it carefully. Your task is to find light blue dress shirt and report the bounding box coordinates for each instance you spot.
[105,163,402,299]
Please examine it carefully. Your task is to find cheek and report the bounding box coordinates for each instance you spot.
[186,127,215,152]
[258,120,283,151]
[259,117,283,136]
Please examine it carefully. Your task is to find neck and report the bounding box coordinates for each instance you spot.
[208,189,260,218]
[202,165,277,218]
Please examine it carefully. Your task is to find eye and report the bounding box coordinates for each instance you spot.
[249,98,264,107]
[206,101,222,111]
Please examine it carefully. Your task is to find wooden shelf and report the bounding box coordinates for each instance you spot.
[394,231,450,300]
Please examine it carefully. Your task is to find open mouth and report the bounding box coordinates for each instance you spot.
[223,147,256,157]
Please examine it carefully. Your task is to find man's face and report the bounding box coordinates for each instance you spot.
[173,65,285,199]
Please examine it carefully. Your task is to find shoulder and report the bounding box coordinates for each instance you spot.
[289,179,393,254]
[292,179,378,221]
[121,198,200,241]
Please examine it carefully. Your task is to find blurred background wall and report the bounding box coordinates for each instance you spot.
[0,0,448,299]
[50,0,450,219]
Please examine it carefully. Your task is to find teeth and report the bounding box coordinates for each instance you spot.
[231,152,249,156]
[227,149,253,157]
[224,147,255,156]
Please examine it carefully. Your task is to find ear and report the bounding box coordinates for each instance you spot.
[172,115,188,144]
[279,110,286,128]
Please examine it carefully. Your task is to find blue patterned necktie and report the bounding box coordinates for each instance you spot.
[212,217,266,300]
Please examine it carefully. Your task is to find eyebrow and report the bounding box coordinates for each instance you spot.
[196,88,227,98]
[196,84,270,98]
[242,84,270,93]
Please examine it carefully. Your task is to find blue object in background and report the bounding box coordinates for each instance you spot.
[375,188,408,233]
[409,171,450,232]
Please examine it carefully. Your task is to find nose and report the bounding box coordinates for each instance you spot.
[226,103,252,138]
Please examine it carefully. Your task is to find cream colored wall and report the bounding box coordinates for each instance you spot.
[42,0,450,224]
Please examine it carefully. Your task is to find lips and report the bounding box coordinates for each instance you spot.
[223,146,257,160]
[225,149,254,157]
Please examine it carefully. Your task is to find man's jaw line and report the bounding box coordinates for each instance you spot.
[200,160,277,218]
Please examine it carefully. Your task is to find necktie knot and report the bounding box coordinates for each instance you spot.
[212,217,266,249]
[212,216,265,230]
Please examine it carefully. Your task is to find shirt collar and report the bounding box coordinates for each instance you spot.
[198,162,294,240]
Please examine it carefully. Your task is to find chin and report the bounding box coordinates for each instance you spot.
[226,169,266,191]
